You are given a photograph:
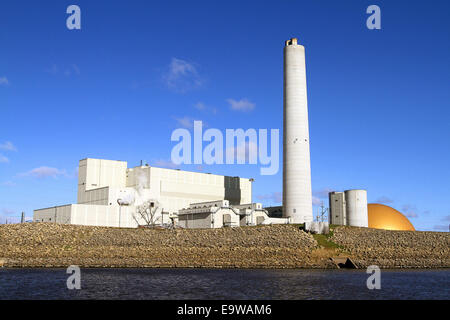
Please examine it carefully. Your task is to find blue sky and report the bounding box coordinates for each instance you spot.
[1,0,449,230]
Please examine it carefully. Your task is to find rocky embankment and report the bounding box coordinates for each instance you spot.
[331,226,450,268]
[0,223,320,268]
[0,223,448,268]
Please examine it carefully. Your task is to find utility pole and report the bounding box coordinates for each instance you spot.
[316,201,329,222]
[21,212,25,223]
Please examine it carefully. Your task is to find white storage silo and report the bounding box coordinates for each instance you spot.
[282,38,313,224]
[344,190,368,227]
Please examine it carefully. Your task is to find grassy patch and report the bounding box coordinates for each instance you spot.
[312,233,341,249]
[311,227,344,249]
[286,223,343,249]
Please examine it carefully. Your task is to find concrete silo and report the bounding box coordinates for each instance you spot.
[282,38,313,224]
[329,191,346,226]
[345,190,368,227]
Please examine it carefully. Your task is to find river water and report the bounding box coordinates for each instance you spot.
[0,268,448,299]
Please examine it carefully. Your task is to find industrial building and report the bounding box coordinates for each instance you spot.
[177,201,288,229]
[27,37,419,233]
[329,190,369,227]
[367,204,415,231]
[178,200,241,229]
[328,190,416,231]
[34,37,316,230]
[34,158,289,228]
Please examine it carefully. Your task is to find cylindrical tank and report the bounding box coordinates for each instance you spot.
[345,190,368,227]
[282,38,313,224]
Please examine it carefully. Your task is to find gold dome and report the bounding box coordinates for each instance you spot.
[368,203,415,231]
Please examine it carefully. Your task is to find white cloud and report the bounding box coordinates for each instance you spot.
[312,187,334,199]
[312,196,322,206]
[195,102,218,114]
[0,154,9,163]
[227,98,255,112]
[256,192,282,204]
[153,159,179,169]
[64,64,81,77]
[0,141,17,152]
[376,196,394,204]
[405,212,418,218]
[194,102,206,110]
[19,166,68,179]
[175,116,195,129]
[1,208,15,215]
[171,58,194,74]
[402,204,419,218]
[164,58,202,93]
[2,181,16,186]
[433,225,448,231]
[46,64,58,75]
[174,117,208,129]
[0,77,9,86]
[46,64,80,77]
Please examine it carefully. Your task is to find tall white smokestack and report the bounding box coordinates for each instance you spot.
[283,38,313,224]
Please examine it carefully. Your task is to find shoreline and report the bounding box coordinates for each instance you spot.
[1,266,449,270]
[1,223,448,269]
